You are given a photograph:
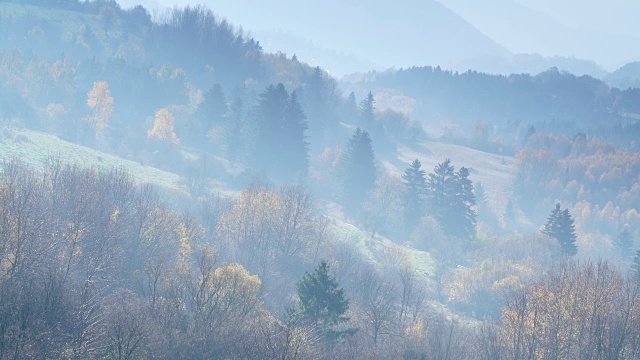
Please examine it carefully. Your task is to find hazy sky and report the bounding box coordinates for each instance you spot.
[515,0,640,36]
[118,0,640,73]
[125,0,640,38]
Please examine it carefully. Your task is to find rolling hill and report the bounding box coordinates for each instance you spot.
[121,0,511,72]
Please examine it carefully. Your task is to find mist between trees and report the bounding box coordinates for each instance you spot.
[1,1,640,359]
[0,157,639,359]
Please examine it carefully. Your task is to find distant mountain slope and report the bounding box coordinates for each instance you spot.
[341,66,640,147]
[440,0,640,71]
[133,0,511,71]
[606,62,640,90]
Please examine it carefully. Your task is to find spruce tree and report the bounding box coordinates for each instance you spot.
[252,84,309,183]
[338,127,376,213]
[225,94,244,161]
[197,83,226,128]
[348,92,356,107]
[296,261,349,328]
[283,91,310,181]
[454,166,477,237]
[614,228,634,260]
[401,159,428,230]
[305,66,328,133]
[559,209,578,256]
[542,204,578,256]
[426,159,457,234]
[542,204,563,239]
[359,91,375,127]
[253,84,288,166]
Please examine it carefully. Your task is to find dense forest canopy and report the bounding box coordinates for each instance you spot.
[342,66,640,152]
[0,0,640,359]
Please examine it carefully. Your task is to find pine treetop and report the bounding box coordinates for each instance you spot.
[296,261,349,327]
[542,204,577,256]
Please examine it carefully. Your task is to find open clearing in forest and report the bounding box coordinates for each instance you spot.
[330,217,436,279]
[392,141,515,213]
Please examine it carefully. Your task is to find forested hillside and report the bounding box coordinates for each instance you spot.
[343,66,640,151]
[1,1,640,359]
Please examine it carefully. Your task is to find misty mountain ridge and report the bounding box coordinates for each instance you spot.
[116,0,637,80]
[1,1,640,359]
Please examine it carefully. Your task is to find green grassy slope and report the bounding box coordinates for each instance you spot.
[330,217,436,278]
[0,127,186,191]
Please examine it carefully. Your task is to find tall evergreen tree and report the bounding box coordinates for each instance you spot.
[454,166,477,237]
[542,204,578,256]
[253,84,288,163]
[542,204,563,239]
[252,83,309,183]
[224,92,245,161]
[425,159,476,238]
[197,83,227,128]
[348,92,356,108]
[304,66,328,133]
[402,159,428,230]
[338,127,376,214]
[359,91,375,128]
[426,159,457,234]
[614,228,634,260]
[296,261,350,328]
[558,209,578,256]
[283,91,310,181]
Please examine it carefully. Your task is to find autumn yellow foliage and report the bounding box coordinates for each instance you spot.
[86,80,114,130]
[147,108,180,145]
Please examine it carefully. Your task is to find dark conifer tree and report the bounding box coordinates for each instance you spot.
[402,159,428,230]
[225,93,244,161]
[283,91,310,181]
[542,204,578,256]
[558,209,577,256]
[426,160,476,238]
[253,84,288,160]
[359,91,375,128]
[454,166,477,237]
[338,127,376,213]
[348,92,357,109]
[427,159,457,231]
[615,228,634,260]
[542,204,563,239]
[296,261,349,328]
[305,66,329,138]
[197,83,227,128]
[252,83,309,182]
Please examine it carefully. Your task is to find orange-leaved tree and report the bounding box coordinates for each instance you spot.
[148,108,180,145]
[86,81,114,130]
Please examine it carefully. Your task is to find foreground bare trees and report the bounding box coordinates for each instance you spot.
[1,159,640,359]
[482,260,640,360]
